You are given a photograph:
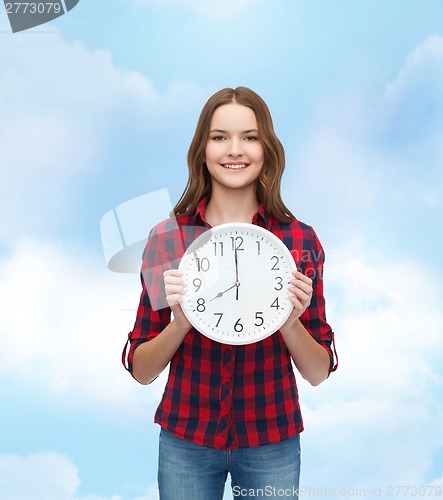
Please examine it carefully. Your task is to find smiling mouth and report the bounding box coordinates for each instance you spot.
[221,163,250,170]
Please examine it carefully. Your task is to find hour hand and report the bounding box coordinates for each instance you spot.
[209,283,237,302]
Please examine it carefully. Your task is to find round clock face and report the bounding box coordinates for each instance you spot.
[178,222,296,345]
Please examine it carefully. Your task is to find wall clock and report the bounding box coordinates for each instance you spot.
[178,223,296,345]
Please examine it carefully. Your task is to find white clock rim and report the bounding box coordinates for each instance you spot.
[178,222,297,345]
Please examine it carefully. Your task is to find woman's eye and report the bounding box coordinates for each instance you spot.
[244,136,259,141]
[211,136,226,141]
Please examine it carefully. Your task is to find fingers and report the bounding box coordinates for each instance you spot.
[288,270,313,314]
[163,270,192,332]
[163,269,186,307]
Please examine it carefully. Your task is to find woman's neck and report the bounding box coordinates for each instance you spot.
[205,187,260,226]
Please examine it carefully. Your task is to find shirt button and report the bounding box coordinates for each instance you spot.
[225,377,232,383]
[226,345,233,351]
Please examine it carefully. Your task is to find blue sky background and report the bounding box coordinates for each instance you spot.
[1,1,443,498]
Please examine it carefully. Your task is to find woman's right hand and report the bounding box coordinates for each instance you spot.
[163,269,192,333]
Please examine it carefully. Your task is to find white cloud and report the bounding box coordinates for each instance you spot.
[0,451,123,500]
[381,35,443,117]
[288,35,443,237]
[0,27,206,408]
[0,29,206,242]
[7,241,441,498]
[133,483,159,500]
[374,34,443,171]
[1,24,442,499]
[0,451,80,500]
[0,31,152,240]
[430,474,443,487]
[270,35,443,495]
[0,237,163,410]
[298,254,443,492]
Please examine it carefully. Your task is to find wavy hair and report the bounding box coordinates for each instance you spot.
[173,87,295,223]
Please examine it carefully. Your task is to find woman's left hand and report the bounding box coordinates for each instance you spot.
[281,270,313,332]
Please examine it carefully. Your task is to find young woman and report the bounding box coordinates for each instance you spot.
[123,87,337,499]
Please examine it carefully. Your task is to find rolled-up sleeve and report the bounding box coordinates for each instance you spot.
[122,225,173,374]
[121,217,207,375]
[299,228,338,374]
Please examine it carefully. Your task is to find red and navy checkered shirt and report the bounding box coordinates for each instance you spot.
[123,197,337,450]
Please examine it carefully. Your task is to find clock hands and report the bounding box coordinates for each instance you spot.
[209,283,237,302]
[179,223,299,345]
[209,242,241,302]
[234,242,240,300]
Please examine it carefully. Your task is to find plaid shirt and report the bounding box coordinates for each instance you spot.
[123,198,337,450]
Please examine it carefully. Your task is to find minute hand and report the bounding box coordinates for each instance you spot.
[209,244,241,302]
[234,243,240,300]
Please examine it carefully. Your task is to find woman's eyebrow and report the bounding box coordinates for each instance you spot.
[209,129,259,133]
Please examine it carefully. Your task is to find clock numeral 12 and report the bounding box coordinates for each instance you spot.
[230,236,244,251]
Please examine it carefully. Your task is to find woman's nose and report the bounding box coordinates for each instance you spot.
[228,137,243,157]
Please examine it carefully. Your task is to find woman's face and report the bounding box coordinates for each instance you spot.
[204,103,264,193]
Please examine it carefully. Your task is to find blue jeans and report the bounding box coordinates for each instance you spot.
[158,428,301,499]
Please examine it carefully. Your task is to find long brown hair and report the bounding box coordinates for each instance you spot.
[173,87,295,223]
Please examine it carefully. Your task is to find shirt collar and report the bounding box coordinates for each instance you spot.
[253,203,271,229]
[193,197,209,226]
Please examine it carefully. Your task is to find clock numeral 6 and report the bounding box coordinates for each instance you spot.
[196,298,206,312]
[234,318,244,332]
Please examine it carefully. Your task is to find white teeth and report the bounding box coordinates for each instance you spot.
[222,164,248,170]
